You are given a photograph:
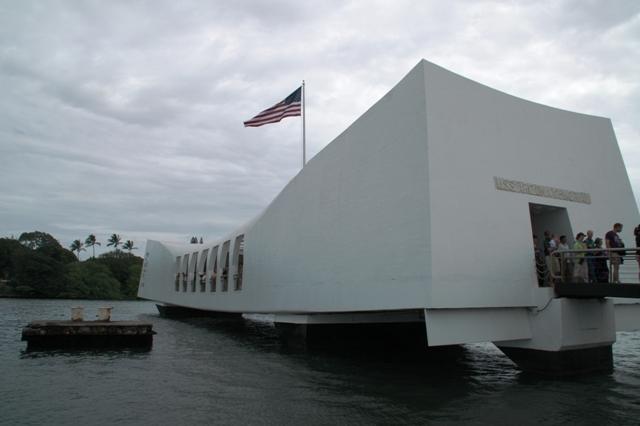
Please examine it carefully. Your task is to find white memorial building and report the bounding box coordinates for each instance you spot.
[138,60,640,374]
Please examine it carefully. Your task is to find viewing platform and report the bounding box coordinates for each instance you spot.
[539,247,640,298]
[555,282,640,299]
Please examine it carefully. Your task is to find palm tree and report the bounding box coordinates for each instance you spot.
[69,239,86,260]
[85,234,101,258]
[107,233,122,251]
[122,240,138,253]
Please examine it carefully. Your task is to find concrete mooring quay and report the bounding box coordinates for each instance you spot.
[21,320,155,350]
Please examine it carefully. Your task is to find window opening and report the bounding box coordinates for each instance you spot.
[191,251,198,292]
[233,235,245,291]
[175,256,181,291]
[210,246,218,292]
[221,241,230,292]
[182,253,190,292]
[199,249,209,292]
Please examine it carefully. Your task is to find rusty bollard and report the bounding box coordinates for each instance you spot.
[97,307,113,322]
[71,307,84,322]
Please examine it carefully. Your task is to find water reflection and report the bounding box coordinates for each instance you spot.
[21,348,152,359]
[160,315,499,416]
[3,299,640,425]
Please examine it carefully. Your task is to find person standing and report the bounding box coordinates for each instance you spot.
[543,231,552,256]
[585,230,595,248]
[593,238,609,283]
[533,235,548,286]
[635,225,640,281]
[547,234,559,282]
[558,235,571,282]
[606,223,624,283]
[572,232,588,283]
[585,230,596,282]
[549,234,558,253]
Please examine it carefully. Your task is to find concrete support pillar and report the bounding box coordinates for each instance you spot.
[156,304,243,319]
[274,323,309,349]
[496,298,615,375]
[498,345,612,375]
[274,319,428,350]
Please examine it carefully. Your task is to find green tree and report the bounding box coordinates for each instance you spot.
[13,249,66,297]
[0,238,26,281]
[94,251,141,284]
[85,234,101,258]
[18,231,59,250]
[107,234,122,251]
[4,230,142,299]
[18,231,75,264]
[69,239,85,260]
[10,231,75,297]
[122,240,137,253]
[124,262,142,298]
[0,238,28,296]
[62,262,121,299]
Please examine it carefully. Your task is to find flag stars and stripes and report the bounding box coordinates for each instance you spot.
[244,87,302,127]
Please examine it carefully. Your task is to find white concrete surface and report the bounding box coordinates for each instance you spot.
[496,298,616,352]
[138,60,640,348]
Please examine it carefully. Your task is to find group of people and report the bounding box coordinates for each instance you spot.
[534,223,640,286]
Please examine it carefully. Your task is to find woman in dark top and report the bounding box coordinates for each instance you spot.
[593,238,609,283]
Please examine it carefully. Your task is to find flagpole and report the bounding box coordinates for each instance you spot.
[302,80,306,168]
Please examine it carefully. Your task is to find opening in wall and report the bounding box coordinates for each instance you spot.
[191,251,198,292]
[233,235,245,291]
[199,249,209,292]
[174,256,181,291]
[182,253,190,292]
[221,241,230,292]
[210,246,218,292]
[529,203,574,287]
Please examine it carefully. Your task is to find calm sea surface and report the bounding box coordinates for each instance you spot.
[2,298,640,425]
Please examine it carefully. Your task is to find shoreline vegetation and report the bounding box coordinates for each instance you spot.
[0,231,142,300]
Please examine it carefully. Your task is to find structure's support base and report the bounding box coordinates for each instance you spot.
[275,322,428,349]
[274,323,309,349]
[156,304,242,319]
[24,334,154,350]
[497,345,613,376]
[22,320,154,350]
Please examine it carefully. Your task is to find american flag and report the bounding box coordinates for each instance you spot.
[244,87,302,127]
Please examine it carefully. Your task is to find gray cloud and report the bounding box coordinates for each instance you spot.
[0,0,638,256]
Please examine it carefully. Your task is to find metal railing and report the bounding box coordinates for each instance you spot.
[536,248,640,286]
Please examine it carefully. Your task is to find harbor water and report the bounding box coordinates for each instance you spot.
[1,298,640,425]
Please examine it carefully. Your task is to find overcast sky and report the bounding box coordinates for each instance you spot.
[1,0,638,257]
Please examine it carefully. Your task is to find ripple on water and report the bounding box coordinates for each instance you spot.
[2,299,640,425]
